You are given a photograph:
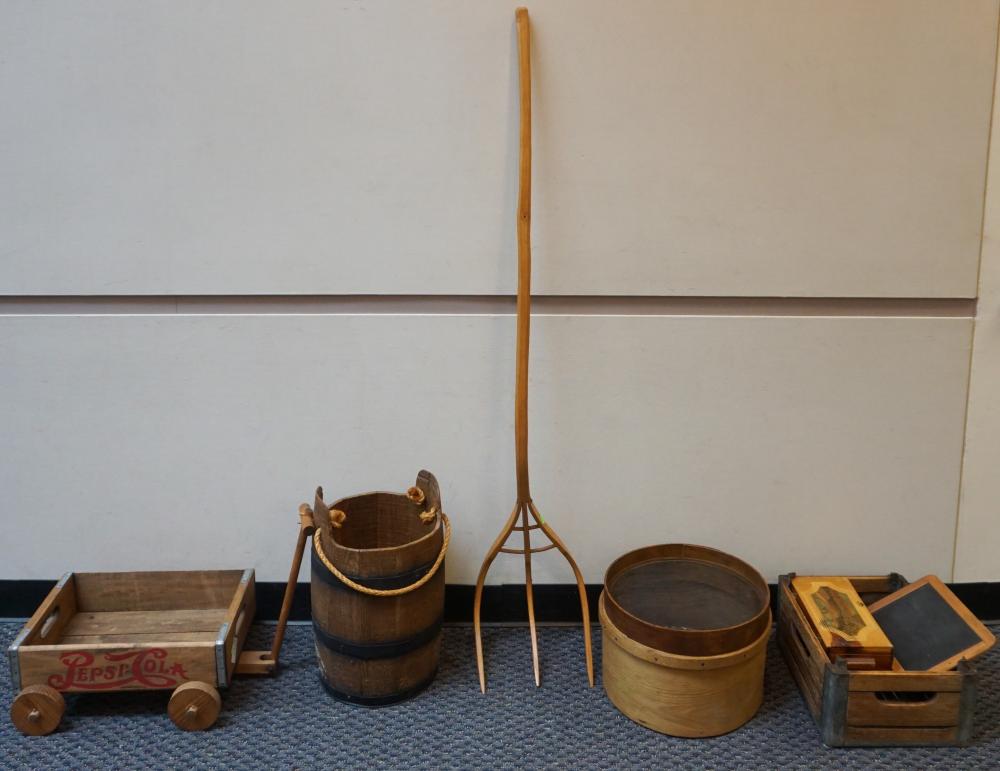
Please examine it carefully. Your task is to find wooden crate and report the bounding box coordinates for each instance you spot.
[777,573,978,747]
[8,569,255,733]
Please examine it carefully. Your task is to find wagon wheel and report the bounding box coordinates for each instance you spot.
[168,681,221,731]
[10,684,65,736]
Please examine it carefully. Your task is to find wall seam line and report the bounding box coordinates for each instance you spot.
[0,295,978,318]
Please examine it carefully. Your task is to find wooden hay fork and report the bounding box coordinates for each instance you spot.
[472,7,594,693]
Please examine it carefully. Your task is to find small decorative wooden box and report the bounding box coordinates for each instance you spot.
[777,573,978,747]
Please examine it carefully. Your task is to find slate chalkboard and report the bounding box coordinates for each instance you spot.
[870,576,995,671]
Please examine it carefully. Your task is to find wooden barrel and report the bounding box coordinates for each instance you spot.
[600,544,771,736]
[310,470,448,706]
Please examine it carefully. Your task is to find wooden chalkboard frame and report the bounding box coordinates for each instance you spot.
[868,575,996,672]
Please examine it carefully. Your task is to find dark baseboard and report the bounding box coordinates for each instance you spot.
[0,580,65,620]
[2,579,999,624]
[950,583,1000,623]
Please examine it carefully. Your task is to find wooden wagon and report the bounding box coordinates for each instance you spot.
[9,506,314,734]
[8,568,258,734]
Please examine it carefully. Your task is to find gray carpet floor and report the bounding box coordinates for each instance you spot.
[2,621,998,770]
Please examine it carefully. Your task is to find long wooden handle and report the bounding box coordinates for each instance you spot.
[235,505,315,675]
[514,7,532,502]
[268,504,315,663]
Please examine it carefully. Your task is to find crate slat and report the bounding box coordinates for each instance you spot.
[59,631,219,645]
[74,571,246,612]
[846,671,964,693]
[18,641,218,691]
[62,609,227,638]
[846,691,962,727]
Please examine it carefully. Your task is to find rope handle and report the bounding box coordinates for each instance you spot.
[313,511,451,597]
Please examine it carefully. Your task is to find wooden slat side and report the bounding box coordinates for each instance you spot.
[780,630,822,718]
[846,691,961,727]
[23,640,217,653]
[18,642,216,692]
[60,631,218,645]
[820,663,851,745]
[777,593,824,717]
[955,661,978,746]
[221,570,255,683]
[74,570,244,612]
[846,671,964,693]
[780,583,829,679]
[19,574,78,646]
[62,609,227,637]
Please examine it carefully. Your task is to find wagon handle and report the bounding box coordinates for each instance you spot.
[236,504,315,676]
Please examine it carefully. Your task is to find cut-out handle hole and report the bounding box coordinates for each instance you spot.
[873,691,936,704]
[40,608,60,638]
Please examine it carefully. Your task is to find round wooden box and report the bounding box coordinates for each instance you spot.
[600,544,771,737]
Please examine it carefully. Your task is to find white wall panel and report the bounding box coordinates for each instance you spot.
[0,314,971,583]
[0,0,995,297]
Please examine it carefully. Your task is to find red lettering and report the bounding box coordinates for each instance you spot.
[47,648,189,691]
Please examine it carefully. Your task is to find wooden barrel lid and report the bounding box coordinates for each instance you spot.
[603,544,770,656]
